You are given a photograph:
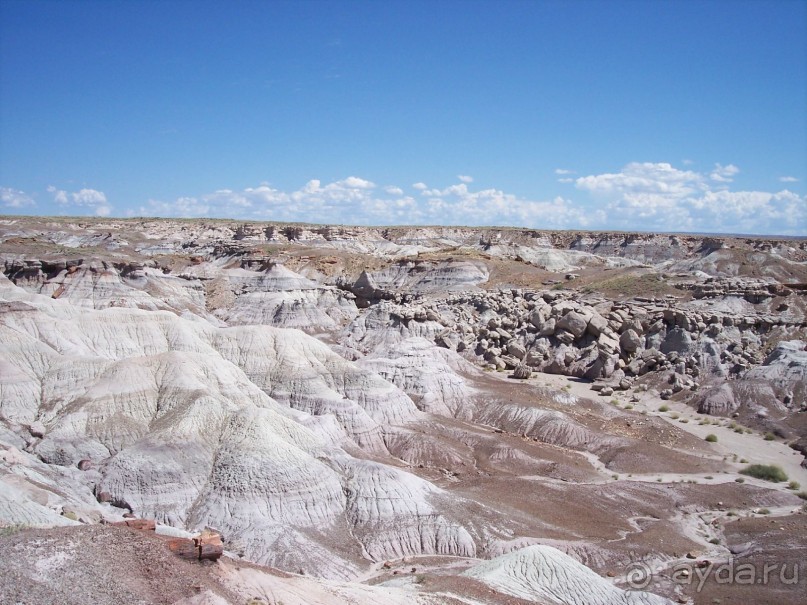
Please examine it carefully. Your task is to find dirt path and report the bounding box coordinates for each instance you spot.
[531,372,807,491]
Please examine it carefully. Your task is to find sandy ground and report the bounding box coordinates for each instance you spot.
[532,372,807,491]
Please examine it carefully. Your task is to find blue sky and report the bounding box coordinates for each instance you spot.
[1,0,805,235]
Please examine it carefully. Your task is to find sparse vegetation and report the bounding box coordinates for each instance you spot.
[0,523,30,536]
[584,272,674,299]
[764,432,776,441]
[658,404,670,412]
[739,464,788,483]
[757,508,771,515]
[705,434,718,442]
[787,481,800,490]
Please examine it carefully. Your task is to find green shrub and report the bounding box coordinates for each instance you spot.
[659,404,670,412]
[787,481,800,490]
[758,508,771,515]
[796,491,807,501]
[739,464,788,483]
[764,432,776,441]
[705,434,718,443]
[0,524,30,537]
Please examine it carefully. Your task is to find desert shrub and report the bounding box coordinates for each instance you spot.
[658,404,670,412]
[704,434,718,443]
[788,481,800,490]
[739,464,788,483]
[764,432,776,441]
[0,524,30,537]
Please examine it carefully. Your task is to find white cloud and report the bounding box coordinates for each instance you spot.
[47,185,111,217]
[573,162,805,235]
[779,176,799,183]
[554,168,575,175]
[73,188,108,206]
[136,176,592,229]
[576,162,705,198]
[341,176,375,189]
[457,175,474,183]
[1,187,35,208]
[69,163,805,236]
[710,163,740,183]
[47,185,69,205]
[557,178,574,184]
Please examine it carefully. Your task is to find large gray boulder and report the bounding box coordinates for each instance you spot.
[619,329,642,354]
[556,311,588,339]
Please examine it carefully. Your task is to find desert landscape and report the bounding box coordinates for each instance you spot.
[1,216,805,605]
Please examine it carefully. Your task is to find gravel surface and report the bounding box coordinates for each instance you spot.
[0,525,240,605]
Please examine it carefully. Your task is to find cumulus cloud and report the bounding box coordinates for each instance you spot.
[53,161,804,236]
[573,162,805,235]
[709,163,740,183]
[47,185,111,216]
[576,162,705,198]
[136,176,592,229]
[341,176,375,189]
[779,176,799,183]
[554,168,575,175]
[457,175,474,183]
[1,187,35,208]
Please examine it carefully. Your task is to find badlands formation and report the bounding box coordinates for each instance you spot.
[1,216,806,605]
